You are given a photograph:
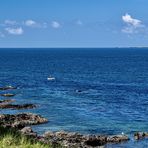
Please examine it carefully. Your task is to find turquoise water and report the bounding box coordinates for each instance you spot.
[0,48,147,147]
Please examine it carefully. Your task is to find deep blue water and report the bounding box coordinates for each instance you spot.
[0,48,148,147]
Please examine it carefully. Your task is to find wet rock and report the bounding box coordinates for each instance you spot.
[43,131,107,147]
[0,113,48,128]
[0,86,17,90]
[44,131,83,141]
[0,103,36,110]
[85,135,107,147]
[20,127,37,137]
[107,134,129,143]
[1,93,15,97]
[43,131,83,147]
[0,99,15,104]
[134,132,148,140]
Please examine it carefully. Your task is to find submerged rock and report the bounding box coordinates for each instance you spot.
[76,90,82,93]
[1,93,15,97]
[0,113,48,128]
[0,86,17,90]
[0,99,15,104]
[134,132,148,140]
[107,134,129,143]
[0,103,36,110]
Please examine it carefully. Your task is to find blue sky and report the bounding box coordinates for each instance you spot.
[0,0,148,47]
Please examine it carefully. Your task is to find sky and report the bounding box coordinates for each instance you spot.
[0,0,148,48]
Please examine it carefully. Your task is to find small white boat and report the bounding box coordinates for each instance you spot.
[47,76,55,81]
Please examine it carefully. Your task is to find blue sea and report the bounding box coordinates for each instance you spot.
[0,48,148,147]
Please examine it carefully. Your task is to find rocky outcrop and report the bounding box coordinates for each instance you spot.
[0,86,17,90]
[42,131,129,147]
[20,127,37,137]
[0,113,48,128]
[107,134,129,143]
[84,135,107,147]
[1,93,15,97]
[0,104,36,110]
[134,132,148,140]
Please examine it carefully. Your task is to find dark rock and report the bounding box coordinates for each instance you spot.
[0,103,36,110]
[43,131,107,147]
[0,86,17,90]
[85,135,107,146]
[134,132,148,140]
[107,134,129,143]
[0,99,15,104]
[43,131,82,147]
[20,127,37,137]
[1,93,15,97]
[0,113,48,128]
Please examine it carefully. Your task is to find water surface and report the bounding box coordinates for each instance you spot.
[0,48,147,147]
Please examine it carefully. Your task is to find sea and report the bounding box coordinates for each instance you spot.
[0,48,147,147]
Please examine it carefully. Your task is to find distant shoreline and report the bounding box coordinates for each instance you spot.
[0,47,148,49]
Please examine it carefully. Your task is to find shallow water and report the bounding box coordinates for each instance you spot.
[0,48,147,147]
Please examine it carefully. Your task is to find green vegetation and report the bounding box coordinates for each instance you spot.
[0,127,49,148]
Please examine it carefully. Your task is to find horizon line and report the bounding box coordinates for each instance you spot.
[0,47,148,49]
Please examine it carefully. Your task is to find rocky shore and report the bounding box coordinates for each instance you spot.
[0,103,37,110]
[0,113,48,128]
[0,85,147,147]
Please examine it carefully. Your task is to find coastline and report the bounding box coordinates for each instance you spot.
[0,85,147,147]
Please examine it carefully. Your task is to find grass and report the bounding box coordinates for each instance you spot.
[0,126,51,148]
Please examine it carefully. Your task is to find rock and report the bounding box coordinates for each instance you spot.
[1,93,15,97]
[84,135,107,147]
[0,86,17,90]
[0,113,48,128]
[0,103,36,110]
[107,134,129,143]
[0,99,15,104]
[20,127,37,137]
[44,130,83,141]
[134,132,148,140]
[43,131,83,147]
[43,131,107,147]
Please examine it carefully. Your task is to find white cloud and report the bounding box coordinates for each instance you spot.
[25,20,37,27]
[122,14,142,27]
[122,13,144,34]
[24,20,47,28]
[4,20,17,25]
[51,21,61,29]
[5,27,24,35]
